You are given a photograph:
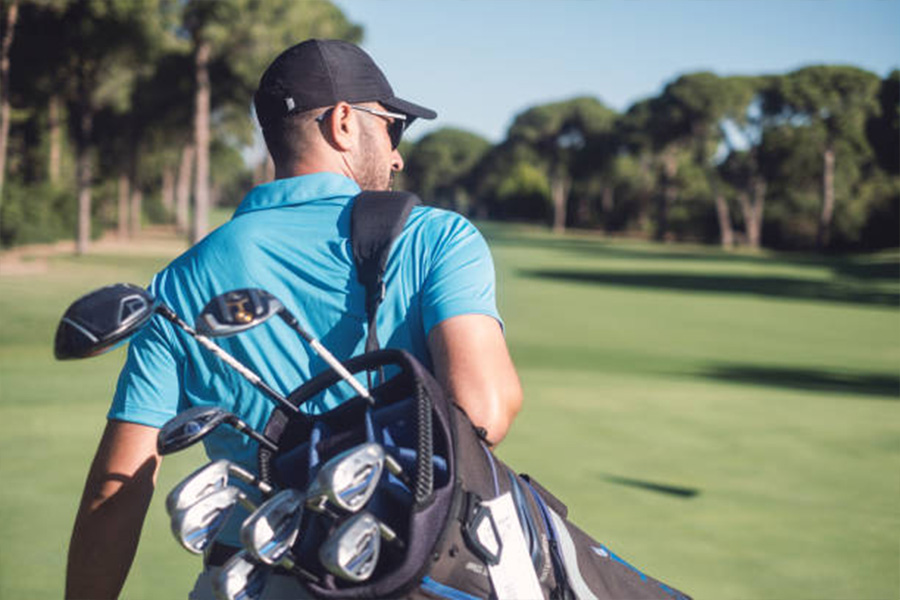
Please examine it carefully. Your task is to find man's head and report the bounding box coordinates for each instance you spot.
[254,39,436,189]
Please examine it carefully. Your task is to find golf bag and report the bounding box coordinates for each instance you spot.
[252,192,690,599]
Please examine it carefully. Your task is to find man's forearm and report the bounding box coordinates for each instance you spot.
[66,421,161,600]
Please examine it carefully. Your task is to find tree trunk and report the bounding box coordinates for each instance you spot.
[747,177,766,249]
[130,186,142,237]
[0,0,19,211]
[75,73,94,255]
[191,38,211,245]
[161,165,174,217]
[714,193,734,249]
[176,143,194,234]
[817,144,835,250]
[656,150,678,242]
[550,169,570,233]
[48,94,62,184]
[117,172,129,239]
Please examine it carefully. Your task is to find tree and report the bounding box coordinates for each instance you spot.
[506,96,616,232]
[0,0,19,212]
[763,66,881,249]
[179,0,362,244]
[404,127,490,214]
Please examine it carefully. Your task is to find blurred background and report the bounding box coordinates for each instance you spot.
[0,1,897,599]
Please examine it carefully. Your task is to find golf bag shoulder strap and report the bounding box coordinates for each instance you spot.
[351,190,421,353]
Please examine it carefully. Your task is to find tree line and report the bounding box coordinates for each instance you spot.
[1,1,897,253]
[402,68,899,251]
[0,0,361,251]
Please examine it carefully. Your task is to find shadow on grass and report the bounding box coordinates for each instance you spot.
[486,227,900,282]
[599,473,700,499]
[702,364,900,400]
[522,269,900,308]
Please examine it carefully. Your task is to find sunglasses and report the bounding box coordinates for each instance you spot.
[316,104,408,149]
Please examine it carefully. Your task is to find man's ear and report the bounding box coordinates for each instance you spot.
[326,102,355,152]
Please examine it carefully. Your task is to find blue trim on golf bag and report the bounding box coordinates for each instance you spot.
[419,576,483,600]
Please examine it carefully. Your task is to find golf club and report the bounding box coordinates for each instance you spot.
[240,489,305,565]
[306,442,408,514]
[54,284,302,417]
[239,488,321,583]
[158,406,278,456]
[318,511,400,583]
[197,288,373,403]
[171,486,254,555]
[166,459,274,516]
[212,551,270,600]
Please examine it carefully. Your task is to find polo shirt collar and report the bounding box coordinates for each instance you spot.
[233,172,362,217]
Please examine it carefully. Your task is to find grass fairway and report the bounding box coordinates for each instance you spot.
[1,222,897,599]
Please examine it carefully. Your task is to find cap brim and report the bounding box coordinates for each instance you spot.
[381,96,437,123]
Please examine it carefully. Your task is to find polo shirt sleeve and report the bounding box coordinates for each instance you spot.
[107,315,181,428]
[420,213,502,336]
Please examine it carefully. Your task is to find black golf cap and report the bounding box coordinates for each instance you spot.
[254,39,437,129]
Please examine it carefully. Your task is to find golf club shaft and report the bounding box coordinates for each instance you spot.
[229,418,279,453]
[155,305,300,415]
[229,463,275,497]
[276,310,373,402]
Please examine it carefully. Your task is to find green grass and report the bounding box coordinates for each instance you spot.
[1,223,897,599]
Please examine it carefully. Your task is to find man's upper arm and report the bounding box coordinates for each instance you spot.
[428,314,522,446]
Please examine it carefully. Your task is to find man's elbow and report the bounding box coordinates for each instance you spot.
[480,378,523,446]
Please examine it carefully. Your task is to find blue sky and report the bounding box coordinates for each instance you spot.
[332,0,900,143]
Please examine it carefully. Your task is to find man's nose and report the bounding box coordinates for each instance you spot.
[391,149,404,172]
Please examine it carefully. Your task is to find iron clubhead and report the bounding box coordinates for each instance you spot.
[318,512,382,583]
[240,488,305,565]
[171,486,241,554]
[196,289,284,338]
[166,460,231,515]
[213,550,270,600]
[157,405,232,455]
[307,443,385,513]
[54,283,157,359]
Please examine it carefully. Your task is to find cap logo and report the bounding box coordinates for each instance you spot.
[285,97,296,111]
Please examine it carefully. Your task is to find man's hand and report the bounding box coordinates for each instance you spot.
[428,314,522,445]
[66,420,161,600]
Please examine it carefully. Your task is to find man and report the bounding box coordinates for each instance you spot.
[66,39,522,599]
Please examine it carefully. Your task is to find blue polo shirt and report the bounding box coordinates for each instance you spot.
[109,171,500,475]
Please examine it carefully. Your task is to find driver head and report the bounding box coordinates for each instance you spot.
[197,289,284,337]
[55,283,157,359]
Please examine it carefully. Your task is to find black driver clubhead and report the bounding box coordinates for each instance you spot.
[55,283,158,360]
[196,289,284,338]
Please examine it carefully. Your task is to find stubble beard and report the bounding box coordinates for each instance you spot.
[354,123,393,191]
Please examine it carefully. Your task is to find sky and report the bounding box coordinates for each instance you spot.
[331,0,900,143]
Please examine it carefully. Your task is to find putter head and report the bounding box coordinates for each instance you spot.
[171,486,241,554]
[54,283,157,359]
[157,406,232,455]
[213,550,270,600]
[307,443,386,513]
[196,289,284,337]
[319,512,382,583]
[240,488,305,565]
[166,460,231,515]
